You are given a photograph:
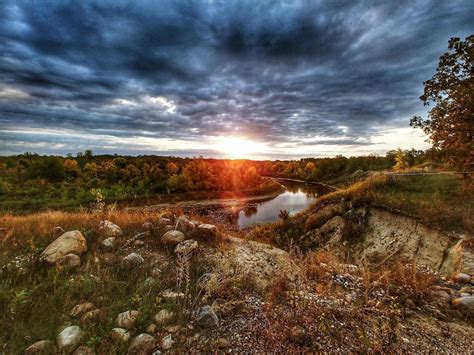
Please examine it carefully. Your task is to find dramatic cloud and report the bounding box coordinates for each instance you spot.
[0,0,472,158]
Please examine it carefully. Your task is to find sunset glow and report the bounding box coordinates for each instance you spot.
[215,137,266,159]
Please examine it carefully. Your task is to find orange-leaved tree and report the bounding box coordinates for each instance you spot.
[410,35,473,175]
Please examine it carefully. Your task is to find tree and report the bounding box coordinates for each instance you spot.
[410,36,473,173]
[393,149,409,171]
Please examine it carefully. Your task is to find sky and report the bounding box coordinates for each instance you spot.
[0,0,472,159]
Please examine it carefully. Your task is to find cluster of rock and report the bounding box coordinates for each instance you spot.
[29,213,223,353]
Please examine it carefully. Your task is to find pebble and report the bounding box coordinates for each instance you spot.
[116,310,142,329]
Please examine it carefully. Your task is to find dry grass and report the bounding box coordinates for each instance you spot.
[0,209,156,252]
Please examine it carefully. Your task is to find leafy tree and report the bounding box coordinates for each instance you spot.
[28,157,65,182]
[394,149,409,171]
[410,36,473,173]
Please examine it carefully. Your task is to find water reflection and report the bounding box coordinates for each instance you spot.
[237,181,330,229]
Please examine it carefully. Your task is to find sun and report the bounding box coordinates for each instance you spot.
[215,136,264,158]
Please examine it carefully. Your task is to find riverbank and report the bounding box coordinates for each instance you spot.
[0,180,284,215]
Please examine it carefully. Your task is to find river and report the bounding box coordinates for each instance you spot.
[236,180,331,228]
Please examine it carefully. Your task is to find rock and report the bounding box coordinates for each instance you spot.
[217,338,230,348]
[57,326,84,354]
[157,217,172,227]
[290,325,307,345]
[195,305,219,328]
[453,272,471,284]
[176,217,196,234]
[146,324,158,334]
[72,346,94,355]
[154,309,175,326]
[161,334,174,350]
[25,340,55,354]
[116,310,142,329]
[196,224,217,239]
[52,226,65,237]
[110,328,131,343]
[101,237,115,250]
[452,296,474,315]
[161,230,185,245]
[175,239,198,255]
[164,325,180,333]
[134,240,145,247]
[122,253,145,268]
[142,221,154,230]
[161,289,184,302]
[41,231,87,264]
[57,254,81,270]
[99,220,123,237]
[127,334,155,355]
[71,302,95,317]
[81,309,102,325]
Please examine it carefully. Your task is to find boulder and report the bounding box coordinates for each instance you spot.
[99,220,123,238]
[57,326,84,354]
[72,346,94,355]
[452,296,474,316]
[195,305,219,328]
[116,310,142,329]
[175,239,198,255]
[25,340,55,354]
[122,253,145,268]
[127,334,156,355]
[57,254,81,270]
[110,328,131,343]
[70,302,95,317]
[101,237,115,250]
[41,231,87,264]
[162,230,185,246]
[154,309,175,326]
[196,224,218,239]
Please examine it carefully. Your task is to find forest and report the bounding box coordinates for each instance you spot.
[0,148,433,212]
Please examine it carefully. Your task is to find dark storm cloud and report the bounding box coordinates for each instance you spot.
[0,0,472,156]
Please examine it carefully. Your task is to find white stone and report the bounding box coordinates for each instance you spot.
[41,231,87,264]
[99,220,123,237]
[161,334,174,350]
[57,326,84,354]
